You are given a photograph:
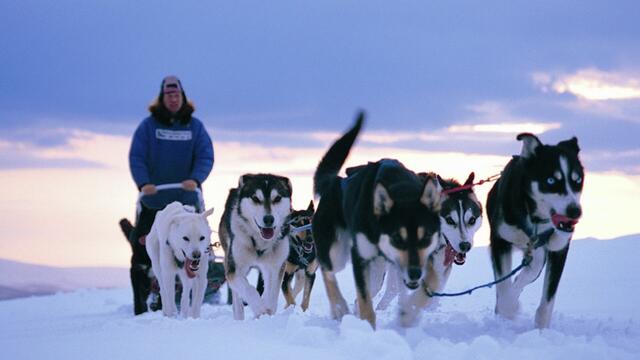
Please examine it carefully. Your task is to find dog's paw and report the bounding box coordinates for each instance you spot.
[534,305,552,329]
[250,301,270,318]
[495,295,520,319]
[398,303,421,328]
[330,301,350,320]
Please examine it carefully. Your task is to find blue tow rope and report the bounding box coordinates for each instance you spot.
[425,256,532,298]
[426,219,555,298]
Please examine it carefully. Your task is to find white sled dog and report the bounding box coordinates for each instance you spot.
[146,201,214,318]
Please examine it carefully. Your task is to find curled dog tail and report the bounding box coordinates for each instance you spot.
[313,111,365,197]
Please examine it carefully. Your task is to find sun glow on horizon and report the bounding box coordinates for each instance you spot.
[1,130,639,267]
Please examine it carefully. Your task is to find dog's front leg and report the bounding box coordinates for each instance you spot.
[292,270,305,298]
[300,259,318,311]
[179,275,192,318]
[399,259,439,327]
[321,270,350,320]
[352,254,376,329]
[155,251,178,317]
[190,267,208,318]
[368,256,387,300]
[230,289,245,320]
[377,264,400,311]
[281,262,298,308]
[535,244,569,328]
[263,263,286,314]
[160,270,177,317]
[496,246,546,319]
[227,272,268,318]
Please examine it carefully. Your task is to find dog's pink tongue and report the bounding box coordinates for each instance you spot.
[552,214,578,227]
[444,243,466,266]
[185,259,196,279]
[444,244,456,267]
[261,228,275,240]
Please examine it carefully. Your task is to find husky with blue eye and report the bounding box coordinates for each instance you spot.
[312,112,442,329]
[487,133,584,328]
[218,174,293,320]
[377,173,483,327]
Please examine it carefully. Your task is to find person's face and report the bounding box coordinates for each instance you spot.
[163,91,183,113]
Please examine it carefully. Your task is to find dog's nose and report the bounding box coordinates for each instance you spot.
[263,215,275,227]
[192,250,201,260]
[566,204,582,219]
[408,266,422,281]
[459,241,471,253]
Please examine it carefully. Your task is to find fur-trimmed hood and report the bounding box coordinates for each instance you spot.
[148,99,195,126]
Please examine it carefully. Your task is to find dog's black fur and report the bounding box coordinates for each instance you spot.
[119,214,156,315]
[281,201,318,311]
[487,133,584,328]
[312,112,442,328]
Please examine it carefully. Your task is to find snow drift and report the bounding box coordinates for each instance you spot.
[1,235,638,359]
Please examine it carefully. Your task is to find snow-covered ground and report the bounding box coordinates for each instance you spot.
[1,235,639,359]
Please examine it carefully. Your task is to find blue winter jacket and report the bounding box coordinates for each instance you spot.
[129,116,214,205]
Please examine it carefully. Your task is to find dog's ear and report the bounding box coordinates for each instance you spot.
[558,137,580,155]
[436,174,446,189]
[283,177,293,197]
[202,207,214,218]
[517,133,542,158]
[307,200,314,212]
[421,176,442,212]
[238,174,252,188]
[373,183,394,216]
[464,172,475,186]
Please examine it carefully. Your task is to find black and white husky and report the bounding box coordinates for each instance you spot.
[377,173,483,326]
[312,113,443,328]
[219,174,293,320]
[487,133,583,328]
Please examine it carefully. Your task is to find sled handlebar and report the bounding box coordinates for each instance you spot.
[136,182,205,214]
[137,183,202,199]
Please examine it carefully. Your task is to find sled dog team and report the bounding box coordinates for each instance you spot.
[147,111,584,329]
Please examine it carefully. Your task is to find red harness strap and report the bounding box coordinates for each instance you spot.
[441,173,501,195]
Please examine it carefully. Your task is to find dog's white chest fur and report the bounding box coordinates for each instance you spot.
[356,233,379,260]
[497,223,531,248]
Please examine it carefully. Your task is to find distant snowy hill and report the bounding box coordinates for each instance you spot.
[0,259,128,300]
[1,235,638,359]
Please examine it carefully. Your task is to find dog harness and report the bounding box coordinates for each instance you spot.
[287,234,316,267]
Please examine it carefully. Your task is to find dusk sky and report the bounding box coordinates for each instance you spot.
[1,1,639,267]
